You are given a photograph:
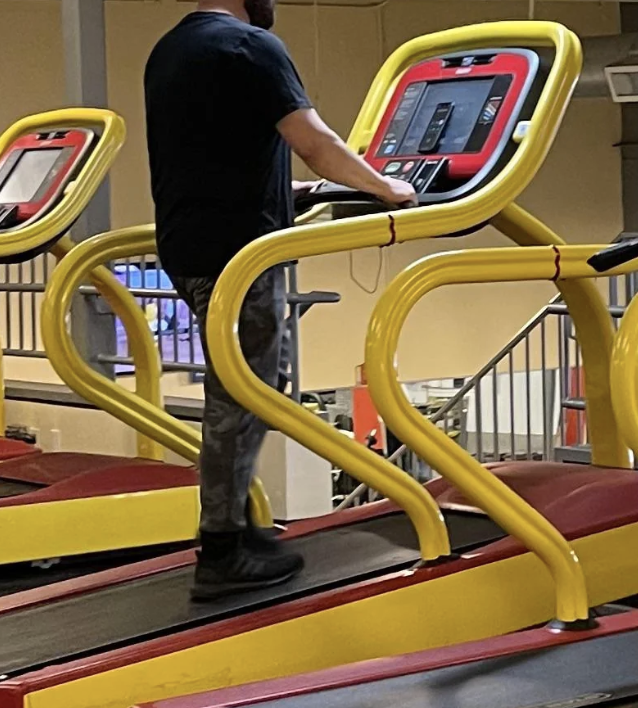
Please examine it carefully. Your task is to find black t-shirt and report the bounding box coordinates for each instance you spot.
[144,12,312,277]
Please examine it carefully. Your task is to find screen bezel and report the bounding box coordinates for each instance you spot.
[0,129,95,228]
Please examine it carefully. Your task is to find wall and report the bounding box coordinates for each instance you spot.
[0,0,624,402]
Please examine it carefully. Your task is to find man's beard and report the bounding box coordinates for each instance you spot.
[245,0,274,29]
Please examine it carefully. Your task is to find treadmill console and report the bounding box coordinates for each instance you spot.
[0,129,96,231]
[296,49,544,214]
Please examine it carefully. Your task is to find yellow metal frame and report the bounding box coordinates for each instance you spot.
[610,293,638,458]
[51,235,163,461]
[0,486,199,565]
[492,204,627,467]
[20,520,638,708]
[40,226,273,527]
[205,20,584,564]
[365,243,637,623]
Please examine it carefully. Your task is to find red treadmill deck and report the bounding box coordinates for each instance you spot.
[0,438,40,462]
[0,452,198,507]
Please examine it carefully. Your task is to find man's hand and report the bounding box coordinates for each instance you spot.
[377,177,418,208]
[292,180,320,198]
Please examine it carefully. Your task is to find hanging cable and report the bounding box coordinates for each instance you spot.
[528,0,535,20]
[349,249,383,295]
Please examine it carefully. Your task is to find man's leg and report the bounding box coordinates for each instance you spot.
[171,268,303,599]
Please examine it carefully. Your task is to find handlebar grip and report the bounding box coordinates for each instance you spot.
[294,183,385,213]
[588,240,638,273]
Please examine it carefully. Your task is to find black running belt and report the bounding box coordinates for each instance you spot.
[0,479,42,498]
[0,511,503,677]
[247,629,638,708]
[0,542,193,598]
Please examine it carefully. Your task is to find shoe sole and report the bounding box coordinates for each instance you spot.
[190,566,303,603]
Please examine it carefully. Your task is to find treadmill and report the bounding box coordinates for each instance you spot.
[0,110,198,593]
[2,26,638,708]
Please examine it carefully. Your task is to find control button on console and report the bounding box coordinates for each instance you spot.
[383,162,402,175]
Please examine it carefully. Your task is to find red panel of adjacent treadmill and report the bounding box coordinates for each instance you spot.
[0,438,40,461]
[365,52,531,179]
[0,129,92,223]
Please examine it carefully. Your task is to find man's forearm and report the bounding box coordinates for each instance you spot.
[278,108,415,206]
[301,131,390,197]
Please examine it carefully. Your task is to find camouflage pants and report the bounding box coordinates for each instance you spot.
[171,266,288,533]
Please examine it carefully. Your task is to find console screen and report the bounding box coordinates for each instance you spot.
[378,78,501,158]
[0,149,62,203]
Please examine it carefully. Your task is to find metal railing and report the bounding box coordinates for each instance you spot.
[0,253,337,403]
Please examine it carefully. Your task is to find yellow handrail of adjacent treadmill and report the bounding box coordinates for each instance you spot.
[205,21,583,562]
[365,243,633,622]
[610,293,638,458]
[40,226,273,527]
[50,235,164,461]
[492,204,627,468]
[0,109,125,259]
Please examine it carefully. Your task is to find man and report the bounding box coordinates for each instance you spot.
[144,0,416,602]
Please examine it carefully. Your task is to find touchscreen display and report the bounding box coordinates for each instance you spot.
[378,77,501,158]
[398,78,495,156]
[0,149,62,203]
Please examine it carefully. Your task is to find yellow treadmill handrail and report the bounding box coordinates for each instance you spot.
[0,108,125,259]
[365,242,636,623]
[204,21,582,562]
[610,295,638,458]
[51,235,164,461]
[492,204,627,468]
[40,226,273,527]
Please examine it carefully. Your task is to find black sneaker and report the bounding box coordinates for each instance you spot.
[191,545,304,602]
[243,523,287,554]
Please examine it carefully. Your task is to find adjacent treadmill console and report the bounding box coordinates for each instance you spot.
[296,49,544,214]
[0,128,96,236]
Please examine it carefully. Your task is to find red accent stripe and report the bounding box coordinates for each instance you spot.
[137,612,638,708]
[552,245,561,281]
[385,214,397,247]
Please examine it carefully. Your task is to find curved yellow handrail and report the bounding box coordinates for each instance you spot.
[51,236,163,460]
[610,294,638,458]
[41,226,273,527]
[0,108,126,259]
[492,204,628,468]
[365,243,632,622]
[206,21,581,561]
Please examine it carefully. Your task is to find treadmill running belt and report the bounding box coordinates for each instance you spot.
[0,479,42,498]
[0,511,502,677]
[244,629,638,708]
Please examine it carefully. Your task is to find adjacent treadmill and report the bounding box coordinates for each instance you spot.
[1,25,637,708]
[0,110,198,591]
